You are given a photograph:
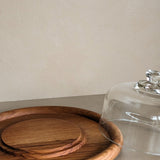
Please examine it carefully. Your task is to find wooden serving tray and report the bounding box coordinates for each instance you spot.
[0,106,123,160]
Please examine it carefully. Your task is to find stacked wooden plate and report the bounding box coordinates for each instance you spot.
[0,106,123,160]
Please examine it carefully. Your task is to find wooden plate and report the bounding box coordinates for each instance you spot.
[0,106,123,160]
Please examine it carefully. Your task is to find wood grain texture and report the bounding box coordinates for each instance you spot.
[2,118,83,150]
[0,106,123,160]
[1,118,86,159]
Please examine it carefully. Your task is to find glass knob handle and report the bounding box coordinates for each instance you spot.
[146,69,160,86]
[135,69,160,95]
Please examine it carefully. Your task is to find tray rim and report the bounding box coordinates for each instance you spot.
[0,106,123,160]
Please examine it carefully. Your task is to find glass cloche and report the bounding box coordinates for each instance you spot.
[100,69,160,156]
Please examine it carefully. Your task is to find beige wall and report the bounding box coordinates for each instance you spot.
[0,0,159,102]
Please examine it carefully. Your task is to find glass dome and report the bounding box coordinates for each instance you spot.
[100,70,160,156]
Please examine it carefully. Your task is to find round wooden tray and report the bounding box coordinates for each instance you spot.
[0,106,123,160]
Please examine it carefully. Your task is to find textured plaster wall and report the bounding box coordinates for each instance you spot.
[0,0,159,101]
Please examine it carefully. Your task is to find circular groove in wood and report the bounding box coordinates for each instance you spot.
[1,118,86,157]
[2,118,81,147]
[0,131,87,159]
[26,129,85,154]
[22,136,87,159]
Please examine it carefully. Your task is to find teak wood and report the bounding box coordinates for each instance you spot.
[0,106,123,160]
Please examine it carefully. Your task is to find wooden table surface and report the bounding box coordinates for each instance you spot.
[0,94,159,160]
